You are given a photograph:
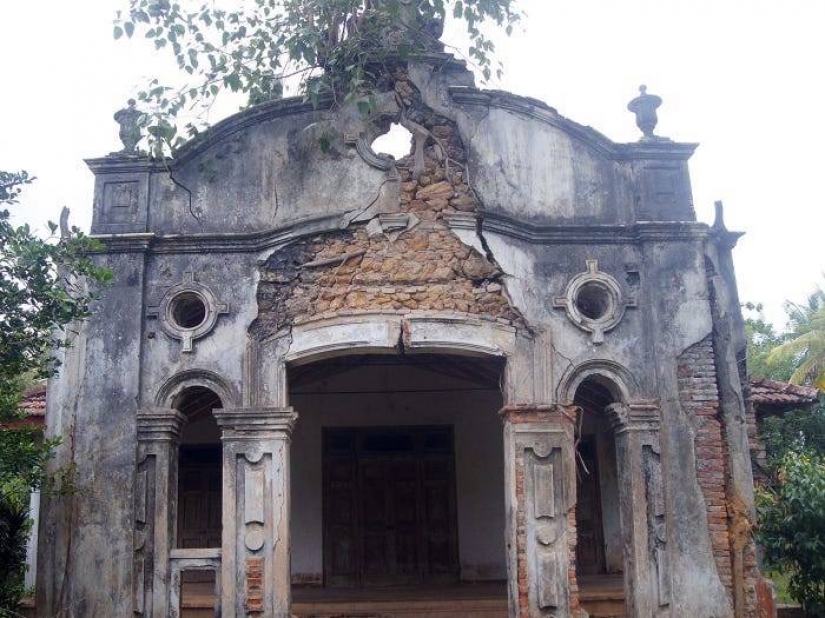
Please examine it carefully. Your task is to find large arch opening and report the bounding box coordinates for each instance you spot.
[573,376,625,612]
[288,353,508,614]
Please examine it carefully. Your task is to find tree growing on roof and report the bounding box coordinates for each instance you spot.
[113,0,522,156]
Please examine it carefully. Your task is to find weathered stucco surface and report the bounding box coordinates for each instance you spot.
[36,51,770,618]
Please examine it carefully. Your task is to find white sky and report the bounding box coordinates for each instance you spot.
[1,0,822,328]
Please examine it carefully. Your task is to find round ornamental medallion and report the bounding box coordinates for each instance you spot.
[147,272,228,352]
[553,260,636,344]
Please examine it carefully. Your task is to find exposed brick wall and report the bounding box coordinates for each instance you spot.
[514,443,529,618]
[244,557,264,614]
[251,67,525,339]
[677,337,735,599]
[567,508,581,617]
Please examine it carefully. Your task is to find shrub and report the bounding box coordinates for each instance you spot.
[757,451,825,615]
[0,495,30,613]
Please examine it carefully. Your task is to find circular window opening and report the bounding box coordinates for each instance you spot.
[171,292,207,329]
[575,281,612,320]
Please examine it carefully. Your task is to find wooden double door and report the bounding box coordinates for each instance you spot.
[323,426,459,587]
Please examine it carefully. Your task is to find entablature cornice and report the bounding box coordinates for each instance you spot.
[88,214,711,256]
[480,212,710,245]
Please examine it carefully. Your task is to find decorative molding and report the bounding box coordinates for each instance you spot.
[480,213,710,244]
[136,410,187,442]
[553,260,636,344]
[146,271,228,352]
[88,213,711,256]
[643,443,672,608]
[214,407,298,440]
[132,454,156,616]
[153,368,239,409]
[345,131,397,171]
[606,402,661,434]
[557,359,639,405]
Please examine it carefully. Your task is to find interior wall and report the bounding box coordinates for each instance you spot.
[596,428,623,572]
[288,356,506,584]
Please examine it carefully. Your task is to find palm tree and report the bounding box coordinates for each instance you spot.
[768,286,825,390]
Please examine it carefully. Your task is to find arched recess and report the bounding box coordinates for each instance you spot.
[572,375,625,578]
[154,368,239,409]
[556,358,638,406]
[559,359,669,615]
[249,312,539,407]
[284,337,510,592]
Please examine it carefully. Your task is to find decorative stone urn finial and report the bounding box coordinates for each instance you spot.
[113,99,142,153]
[627,85,663,140]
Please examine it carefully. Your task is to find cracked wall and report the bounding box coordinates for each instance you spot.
[251,66,527,341]
[40,52,771,618]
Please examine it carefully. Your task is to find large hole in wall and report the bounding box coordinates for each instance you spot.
[371,122,414,160]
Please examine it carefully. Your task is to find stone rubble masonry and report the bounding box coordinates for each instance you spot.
[252,67,526,339]
[677,337,735,603]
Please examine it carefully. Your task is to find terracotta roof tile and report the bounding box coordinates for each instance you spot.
[19,385,47,417]
[750,377,820,409]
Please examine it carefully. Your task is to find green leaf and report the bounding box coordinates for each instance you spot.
[113,25,124,40]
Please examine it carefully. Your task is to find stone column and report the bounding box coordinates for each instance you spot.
[134,409,187,618]
[215,407,298,618]
[607,402,671,617]
[501,404,579,618]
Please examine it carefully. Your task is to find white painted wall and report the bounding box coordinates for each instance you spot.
[288,359,507,583]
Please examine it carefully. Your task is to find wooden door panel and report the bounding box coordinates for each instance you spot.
[323,427,459,587]
[324,455,357,585]
[178,448,222,550]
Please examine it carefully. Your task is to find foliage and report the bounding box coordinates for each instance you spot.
[0,170,112,611]
[0,496,30,614]
[767,288,825,390]
[744,302,795,382]
[114,0,521,155]
[756,451,825,616]
[760,405,825,469]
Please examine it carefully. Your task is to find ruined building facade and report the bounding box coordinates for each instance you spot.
[35,55,775,617]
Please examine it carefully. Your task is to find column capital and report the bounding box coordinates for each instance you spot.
[499,403,580,427]
[606,401,660,433]
[136,408,188,442]
[214,407,298,440]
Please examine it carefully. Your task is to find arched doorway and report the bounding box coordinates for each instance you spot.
[174,386,223,617]
[175,386,223,549]
[573,376,625,614]
[287,352,509,615]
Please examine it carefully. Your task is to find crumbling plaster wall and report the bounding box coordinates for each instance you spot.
[37,252,146,617]
[39,54,762,617]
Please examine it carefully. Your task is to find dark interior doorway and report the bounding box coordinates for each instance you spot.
[573,378,624,576]
[175,386,223,549]
[323,425,459,587]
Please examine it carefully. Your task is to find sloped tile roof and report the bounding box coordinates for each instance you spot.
[750,377,819,409]
[19,384,47,417]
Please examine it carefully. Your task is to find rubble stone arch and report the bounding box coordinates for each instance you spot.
[154,368,239,409]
